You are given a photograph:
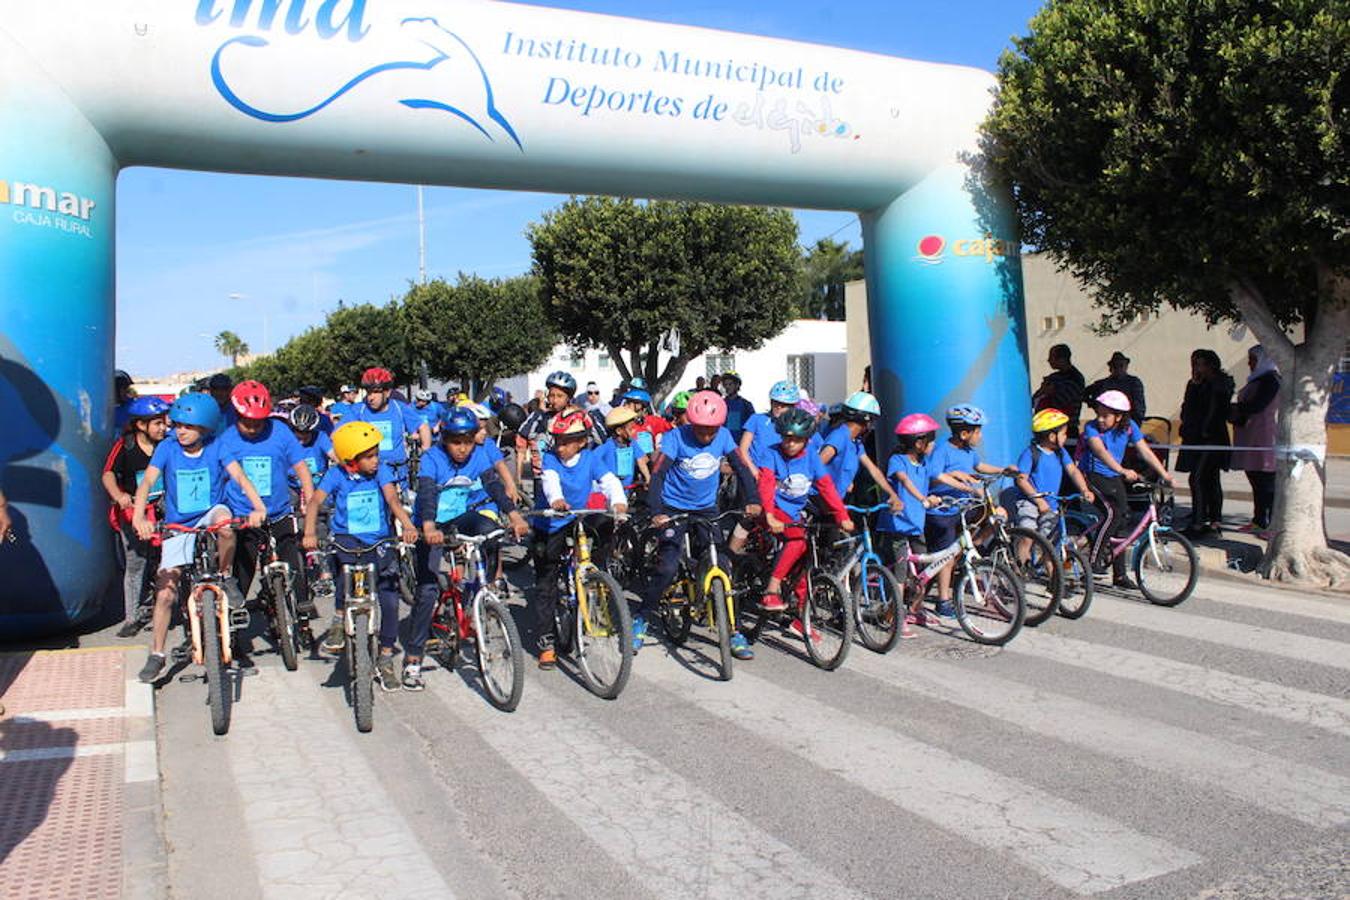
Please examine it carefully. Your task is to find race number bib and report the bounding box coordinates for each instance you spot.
[176,467,211,515]
[305,456,321,474]
[241,456,273,496]
[373,419,395,451]
[634,431,654,456]
[436,476,477,521]
[135,469,163,500]
[346,489,382,535]
[615,445,635,482]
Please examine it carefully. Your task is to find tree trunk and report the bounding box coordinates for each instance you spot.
[1230,275,1350,587]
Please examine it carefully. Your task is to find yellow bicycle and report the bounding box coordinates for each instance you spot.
[652,510,739,682]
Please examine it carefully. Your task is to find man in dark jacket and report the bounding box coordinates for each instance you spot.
[1086,351,1147,423]
[1033,344,1086,439]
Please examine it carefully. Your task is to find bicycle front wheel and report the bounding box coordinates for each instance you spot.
[349,611,375,733]
[475,595,525,712]
[660,577,695,646]
[1007,527,1062,627]
[271,573,300,672]
[1133,530,1198,607]
[576,569,633,699]
[804,572,853,670]
[200,590,232,736]
[954,561,1025,646]
[855,561,904,654]
[707,576,734,682]
[1057,545,1095,620]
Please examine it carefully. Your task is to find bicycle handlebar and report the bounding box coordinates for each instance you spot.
[320,536,409,556]
[845,503,891,515]
[536,508,624,519]
[656,509,742,526]
[160,517,249,535]
[443,529,508,546]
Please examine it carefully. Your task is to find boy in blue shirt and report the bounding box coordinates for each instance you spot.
[302,421,418,692]
[816,391,902,505]
[349,367,432,487]
[598,406,651,491]
[411,408,530,689]
[530,408,628,670]
[286,404,334,496]
[412,389,444,436]
[329,385,360,422]
[132,394,267,683]
[737,380,805,472]
[1005,409,1095,537]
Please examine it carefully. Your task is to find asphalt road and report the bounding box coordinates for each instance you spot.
[150,569,1350,900]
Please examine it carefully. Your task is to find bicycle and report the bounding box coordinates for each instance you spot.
[426,527,525,712]
[249,514,310,671]
[161,518,251,735]
[973,474,1064,627]
[1067,481,1199,606]
[891,497,1026,646]
[322,537,404,733]
[1039,494,1095,619]
[538,509,633,699]
[834,504,906,653]
[741,516,855,671]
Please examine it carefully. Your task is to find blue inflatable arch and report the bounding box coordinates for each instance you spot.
[0,0,1031,635]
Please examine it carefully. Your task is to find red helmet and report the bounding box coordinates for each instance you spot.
[361,367,394,388]
[895,413,940,436]
[686,390,727,427]
[230,380,273,420]
[549,407,591,437]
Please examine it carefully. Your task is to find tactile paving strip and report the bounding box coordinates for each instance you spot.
[0,651,125,713]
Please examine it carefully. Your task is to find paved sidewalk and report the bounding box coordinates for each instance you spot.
[0,647,164,900]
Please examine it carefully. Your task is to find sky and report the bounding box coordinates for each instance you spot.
[115,0,1044,378]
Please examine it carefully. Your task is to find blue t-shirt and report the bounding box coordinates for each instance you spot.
[319,463,397,539]
[744,412,823,467]
[291,431,333,489]
[658,424,737,511]
[412,401,444,433]
[419,444,497,525]
[329,401,353,421]
[1082,420,1143,477]
[596,437,645,488]
[926,439,982,516]
[479,438,504,465]
[762,446,828,523]
[1014,444,1071,510]
[533,448,611,532]
[820,424,864,497]
[877,453,930,536]
[724,396,755,439]
[216,421,307,518]
[149,438,233,525]
[350,399,424,467]
[315,411,335,436]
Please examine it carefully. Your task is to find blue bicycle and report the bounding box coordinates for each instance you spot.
[1041,494,1097,620]
[831,504,906,653]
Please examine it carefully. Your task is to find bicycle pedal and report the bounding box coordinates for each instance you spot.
[229,608,252,629]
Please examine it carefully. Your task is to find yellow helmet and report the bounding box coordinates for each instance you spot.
[1031,408,1070,434]
[605,406,638,429]
[332,421,383,465]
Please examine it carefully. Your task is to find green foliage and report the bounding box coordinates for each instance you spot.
[528,197,800,398]
[799,237,862,320]
[980,0,1348,328]
[232,302,413,394]
[401,274,557,385]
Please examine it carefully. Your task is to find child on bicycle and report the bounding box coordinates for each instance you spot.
[530,408,628,670]
[642,392,758,659]
[103,396,170,638]
[286,403,334,495]
[1081,391,1173,588]
[517,371,607,481]
[738,380,814,474]
[463,401,522,506]
[1007,409,1095,537]
[620,387,671,457]
[348,367,432,488]
[756,408,854,642]
[132,394,267,683]
[302,421,418,692]
[817,392,904,509]
[924,405,1014,617]
[876,413,943,636]
[598,406,651,492]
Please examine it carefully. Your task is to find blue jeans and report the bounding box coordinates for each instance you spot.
[330,534,402,651]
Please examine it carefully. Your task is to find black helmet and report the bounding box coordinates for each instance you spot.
[207,373,233,391]
[288,403,321,433]
[774,407,817,438]
[498,402,527,432]
[114,369,132,388]
[297,385,324,405]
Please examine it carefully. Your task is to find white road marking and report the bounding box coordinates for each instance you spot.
[849,649,1350,828]
[1195,586,1350,626]
[1009,631,1350,738]
[0,740,155,765]
[124,676,154,717]
[8,707,131,723]
[638,653,1202,895]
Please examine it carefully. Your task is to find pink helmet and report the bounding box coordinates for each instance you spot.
[1095,389,1131,412]
[685,390,727,427]
[895,413,940,436]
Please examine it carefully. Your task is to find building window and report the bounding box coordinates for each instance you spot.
[706,353,735,377]
[598,353,610,369]
[787,354,816,397]
[569,350,585,368]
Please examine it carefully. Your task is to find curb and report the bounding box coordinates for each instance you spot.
[122,676,168,900]
[1190,543,1350,598]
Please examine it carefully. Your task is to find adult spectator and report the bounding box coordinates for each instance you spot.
[1032,344,1086,439]
[695,376,707,391]
[1086,351,1146,423]
[0,487,11,544]
[709,373,723,394]
[719,371,755,439]
[1176,348,1234,536]
[582,381,611,415]
[1229,345,1281,532]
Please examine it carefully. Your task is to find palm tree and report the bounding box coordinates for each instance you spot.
[214,330,250,367]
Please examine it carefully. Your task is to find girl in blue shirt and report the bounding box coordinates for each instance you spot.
[876,414,946,635]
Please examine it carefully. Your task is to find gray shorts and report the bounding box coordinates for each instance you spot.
[1011,498,1057,537]
[158,505,232,571]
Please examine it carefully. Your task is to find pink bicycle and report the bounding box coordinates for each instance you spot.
[1068,482,1199,606]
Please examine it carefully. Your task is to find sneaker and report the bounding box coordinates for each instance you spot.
[401,661,425,692]
[934,600,957,619]
[538,647,557,670]
[900,621,918,639]
[759,593,787,612]
[729,632,754,660]
[296,592,318,619]
[116,618,145,639]
[376,654,401,692]
[788,618,821,644]
[1112,575,1137,590]
[322,617,346,653]
[138,653,166,684]
[631,615,648,653]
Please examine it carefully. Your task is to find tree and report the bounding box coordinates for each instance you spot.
[213,330,249,368]
[799,238,863,320]
[981,0,1349,586]
[401,274,557,389]
[529,197,800,402]
[321,301,417,390]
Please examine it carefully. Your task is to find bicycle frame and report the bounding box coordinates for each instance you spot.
[668,512,736,628]
[1069,485,1168,567]
[436,531,501,646]
[166,521,245,667]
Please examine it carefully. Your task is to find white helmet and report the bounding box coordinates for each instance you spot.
[414,388,433,402]
[1095,389,1131,412]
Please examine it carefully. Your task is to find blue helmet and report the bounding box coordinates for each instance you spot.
[768,380,801,404]
[441,406,480,436]
[488,386,508,412]
[127,396,170,419]
[622,388,652,407]
[945,404,986,427]
[627,376,649,391]
[545,370,577,395]
[842,391,881,420]
[169,394,222,430]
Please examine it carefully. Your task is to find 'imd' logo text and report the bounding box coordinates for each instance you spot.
[1,179,97,237]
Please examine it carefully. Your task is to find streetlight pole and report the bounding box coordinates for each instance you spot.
[228,291,268,355]
[417,185,427,284]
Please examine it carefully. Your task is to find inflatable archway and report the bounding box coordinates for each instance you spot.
[0,0,1030,635]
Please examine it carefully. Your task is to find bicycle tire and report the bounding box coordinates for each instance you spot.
[476,596,525,712]
[804,572,853,670]
[855,560,904,654]
[200,591,231,735]
[430,595,460,671]
[660,577,695,646]
[398,552,416,607]
[607,520,643,590]
[707,576,734,682]
[271,573,300,672]
[576,569,633,699]
[1007,526,1063,627]
[1057,545,1095,620]
[350,611,375,733]
[1133,530,1198,607]
[954,560,1025,646]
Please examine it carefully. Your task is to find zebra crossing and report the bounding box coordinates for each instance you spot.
[155,577,1350,900]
